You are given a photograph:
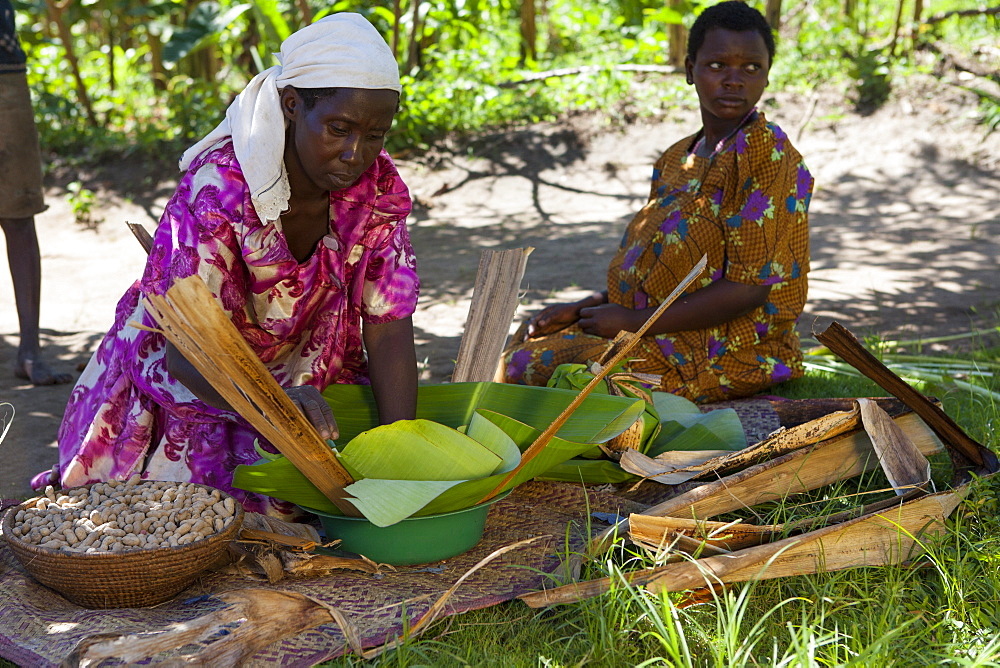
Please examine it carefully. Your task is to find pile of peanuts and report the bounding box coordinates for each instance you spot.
[8,476,238,553]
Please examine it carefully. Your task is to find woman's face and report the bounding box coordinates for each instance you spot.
[282,87,399,194]
[686,27,770,130]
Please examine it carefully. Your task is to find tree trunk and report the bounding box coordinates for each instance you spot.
[667,0,686,68]
[43,0,97,126]
[293,0,312,26]
[765,0,782,31]
[106,9,115,92]
[889,0,905,55]
[148,29,167,92]
[392,0,401,59]
[843,0,856,26]
[909,0,924,54]
[405,0,421,74]
[520,0,537,63]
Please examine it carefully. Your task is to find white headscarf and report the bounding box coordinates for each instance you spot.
[179,13,401,223]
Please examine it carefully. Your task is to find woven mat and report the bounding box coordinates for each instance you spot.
[701,397,782,445]
[0,481,641,667]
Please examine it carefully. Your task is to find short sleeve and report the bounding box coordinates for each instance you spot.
[720,123,813,288]
[141,149,257,321]
[359,154,419,323]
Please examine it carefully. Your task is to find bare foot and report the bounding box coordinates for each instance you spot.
[14,355,73,386]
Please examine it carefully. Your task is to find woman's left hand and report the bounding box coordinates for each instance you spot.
[578,304,644,338]
[285,385,339,441]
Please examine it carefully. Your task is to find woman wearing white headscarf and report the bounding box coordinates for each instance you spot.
[38,14,419,517]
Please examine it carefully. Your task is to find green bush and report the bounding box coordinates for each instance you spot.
[14,0,998,159]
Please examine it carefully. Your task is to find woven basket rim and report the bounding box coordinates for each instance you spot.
[1,480,244,560]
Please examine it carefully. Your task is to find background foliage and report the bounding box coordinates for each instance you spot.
[13,0,1000,161]
[4,2,1000,665]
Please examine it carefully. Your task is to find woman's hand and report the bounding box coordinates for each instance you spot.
[523,291,608,341]
[285,385,339,441]
[523,303,581,340]
[578,303,644,338]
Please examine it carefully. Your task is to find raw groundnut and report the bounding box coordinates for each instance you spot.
[9,477,238,555]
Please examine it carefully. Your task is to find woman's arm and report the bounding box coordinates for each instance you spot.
[165,341,230,410]
[165,342,340,440]
[363,316,418,425]
[521,290,608,341]
[577,279,771,338]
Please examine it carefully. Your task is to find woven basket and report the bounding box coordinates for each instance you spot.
[1,482,244,609]
[604,373,657,456]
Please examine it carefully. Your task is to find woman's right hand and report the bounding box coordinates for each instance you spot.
[522,291,608,341]
[285,385,339,441]
[523,303,582,340]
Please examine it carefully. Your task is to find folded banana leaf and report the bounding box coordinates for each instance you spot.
[540,368,748,482]
[646,393,747,455]
[232,382,645,524]
[320,381,645,445]
[547,363,660,456]
[337,412,521,525]
[340,419,503,481]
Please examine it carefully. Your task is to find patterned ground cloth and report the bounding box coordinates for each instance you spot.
[0,398,780,666]
[702,397,783,445]
[0,481,641,667]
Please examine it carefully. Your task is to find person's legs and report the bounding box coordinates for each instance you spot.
[0,215,70,384]
[1,66,70,385]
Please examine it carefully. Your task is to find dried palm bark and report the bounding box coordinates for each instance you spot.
[141,275,358,515]
[618,405,864,485]
[592,409,942,551]
[641,488,963,594]
[520,321,999,608]
[520,487,964,607]
[815,321,998,477]
[451,247,533,383]
[858,397,931,494]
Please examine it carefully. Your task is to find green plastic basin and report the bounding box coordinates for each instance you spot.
[301,491,510,566]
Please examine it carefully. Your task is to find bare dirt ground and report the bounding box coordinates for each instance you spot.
[2,76,998,500]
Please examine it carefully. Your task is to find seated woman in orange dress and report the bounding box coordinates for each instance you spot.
[502,1,813,403]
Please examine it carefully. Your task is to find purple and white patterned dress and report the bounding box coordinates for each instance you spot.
[39,139,419,517]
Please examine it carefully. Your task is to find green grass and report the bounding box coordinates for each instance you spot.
[3,346,997,666]
[316,353,1000,667]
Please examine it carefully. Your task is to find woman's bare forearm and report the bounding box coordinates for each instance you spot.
[363,317,418,424]
[578,279,771,338]
[165,342,232,410]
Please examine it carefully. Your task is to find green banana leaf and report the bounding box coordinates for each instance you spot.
[537,459,640,484]
[645,393,747,455]
[233,453,343,511]
[322,417,512,526]
[547,363,660,454]
[416,409,606,515]
[232,409,605,521]
[321,382,645,446]
[338,412,525,526]
[650,391,703,419]
[344,479,461,527]
[339,419,501,481]
[232,384,645,522]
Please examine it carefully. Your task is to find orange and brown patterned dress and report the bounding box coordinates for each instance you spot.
[502,112,813,403]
